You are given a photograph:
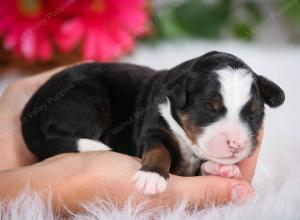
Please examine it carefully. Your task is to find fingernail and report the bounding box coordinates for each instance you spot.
[231,184,253,203]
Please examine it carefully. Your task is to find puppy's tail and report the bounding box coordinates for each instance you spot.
[28,138,111,161]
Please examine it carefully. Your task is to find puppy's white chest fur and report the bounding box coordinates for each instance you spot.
[180,149,201,176]
[158,99,202,176]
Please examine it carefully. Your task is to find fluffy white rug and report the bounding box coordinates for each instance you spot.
[0,40,299,219]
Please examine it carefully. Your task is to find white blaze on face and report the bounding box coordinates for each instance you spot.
[197,67,254,164]
[218,68,253,120]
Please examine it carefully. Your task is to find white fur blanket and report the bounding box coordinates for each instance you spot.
[0,40,300,219]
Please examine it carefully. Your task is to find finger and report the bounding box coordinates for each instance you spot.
[238,124,264,182]
[201,162,241,178]
[170,175,254,208]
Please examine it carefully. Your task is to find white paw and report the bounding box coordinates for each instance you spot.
[132,170,168,195]
[201,161,241,178]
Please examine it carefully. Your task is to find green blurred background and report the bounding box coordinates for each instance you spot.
[150,0,300,43]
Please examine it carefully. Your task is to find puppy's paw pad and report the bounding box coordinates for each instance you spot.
[201,162,241,178]
[201,161,221,176]
[132,171,168,195]
[220,165,241,178]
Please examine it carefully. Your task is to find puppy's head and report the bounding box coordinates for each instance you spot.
[166,51,285,164]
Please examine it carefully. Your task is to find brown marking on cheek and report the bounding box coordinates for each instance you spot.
[255,122,264,146]
[179,113,202,144]
[141,144,171,179]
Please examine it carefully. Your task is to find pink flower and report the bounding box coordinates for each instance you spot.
[0,0,149,62]
[55,0,149,61]
[0,0,63,62]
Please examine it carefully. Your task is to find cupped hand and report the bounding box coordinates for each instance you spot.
[0,64,263,215]
[0,65,72,169]
[0,150,259,215]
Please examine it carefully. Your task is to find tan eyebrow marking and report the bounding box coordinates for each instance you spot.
[211,95,223,111]
[250,99,257,112]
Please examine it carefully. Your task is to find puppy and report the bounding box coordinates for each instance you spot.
[21,51,285,194]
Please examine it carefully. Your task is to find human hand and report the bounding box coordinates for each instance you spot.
[0,65,78,170]
[0,147,261,216]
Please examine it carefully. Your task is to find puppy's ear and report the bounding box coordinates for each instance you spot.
[171,84,187,109]
[166,76,187,109]
[165,59,196,109]
[258,75,285,107]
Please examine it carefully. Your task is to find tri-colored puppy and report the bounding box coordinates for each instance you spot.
[21,51,285,194]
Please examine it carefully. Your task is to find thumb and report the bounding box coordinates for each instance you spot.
[172,175,254,208]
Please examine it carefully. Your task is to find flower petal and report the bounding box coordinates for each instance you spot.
[97,29,121,61]
[38,34,52,61]
[20,31,37,62]
[113,28,134,52]
[55,18,84,52]
[82,27,98,60]
[0,17,12,33]
[3,29,19,51]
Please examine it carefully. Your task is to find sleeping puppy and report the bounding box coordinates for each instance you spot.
[21,51,285,194]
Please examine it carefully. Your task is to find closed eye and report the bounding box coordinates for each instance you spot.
[241,97,263,122]
[210,95,224,112]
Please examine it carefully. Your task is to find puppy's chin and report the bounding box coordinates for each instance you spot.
[201,154,246,165]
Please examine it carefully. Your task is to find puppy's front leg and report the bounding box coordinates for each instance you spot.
[133,144,171,195]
